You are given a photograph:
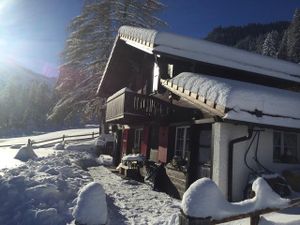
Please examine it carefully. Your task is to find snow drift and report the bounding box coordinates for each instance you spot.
[73,182,107,225]
[14,143,38,162]
[181,177,290,220]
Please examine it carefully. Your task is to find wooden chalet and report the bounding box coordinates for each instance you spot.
[97,26,300,201]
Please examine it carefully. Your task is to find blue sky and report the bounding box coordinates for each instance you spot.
[0,0,299,77]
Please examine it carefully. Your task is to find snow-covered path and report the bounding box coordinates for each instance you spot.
[89,167,181,225]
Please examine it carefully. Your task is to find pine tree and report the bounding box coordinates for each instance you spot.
[51,0,166,126]
[262,30,279,57]
[277,30,288,59]
[287,8,300,63]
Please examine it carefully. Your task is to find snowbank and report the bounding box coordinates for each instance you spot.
[65,139,96,152]
[14,143,38,162]
[182,178,290,220]
[0,151,93,225]
[73,182,107,225]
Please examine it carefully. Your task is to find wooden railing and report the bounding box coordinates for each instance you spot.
[0,131,99,149]
[179,198,300,225]
[106,90,174,123]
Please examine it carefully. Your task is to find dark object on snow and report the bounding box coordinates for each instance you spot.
[145,161,180,199]
[282,169,300,192]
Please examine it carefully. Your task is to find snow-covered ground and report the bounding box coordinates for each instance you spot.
[0,129,299,225]
[0,128,98,170]
[0,128,99,146]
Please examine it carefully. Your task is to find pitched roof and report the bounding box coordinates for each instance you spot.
[161,72,300,129]
[120,26,300,82]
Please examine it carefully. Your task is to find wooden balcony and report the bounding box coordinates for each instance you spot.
[105,88,190,124]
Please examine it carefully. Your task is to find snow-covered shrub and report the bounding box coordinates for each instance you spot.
[73,182,107,225]
[181,177,290,220]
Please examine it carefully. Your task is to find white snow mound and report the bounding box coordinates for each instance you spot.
[14,144,38,162]
[181,177,290,220]
[53,141,65,150]
[73,182,107,225]
[122,153,144,162]
[97,155,113,166]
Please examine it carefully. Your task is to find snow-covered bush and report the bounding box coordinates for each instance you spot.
[181,177,290,220]
[73,182,107,225]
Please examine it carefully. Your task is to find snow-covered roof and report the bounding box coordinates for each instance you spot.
[97,26,300,96]
[161,72,300,129]
[120,26,300,83]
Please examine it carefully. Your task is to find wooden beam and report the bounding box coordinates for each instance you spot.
[193,118,216,124]
[161,80,225,117]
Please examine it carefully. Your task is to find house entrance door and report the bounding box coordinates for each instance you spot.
[197,127,212,178]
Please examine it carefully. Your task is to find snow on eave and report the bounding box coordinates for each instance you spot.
[161,72,300,129]
[118,26,157,48]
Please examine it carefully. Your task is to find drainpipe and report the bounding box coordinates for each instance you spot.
[228,128,253,201]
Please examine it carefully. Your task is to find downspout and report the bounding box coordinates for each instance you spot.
[228,128,253,201]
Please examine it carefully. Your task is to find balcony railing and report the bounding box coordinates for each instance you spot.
[106,88,185,124]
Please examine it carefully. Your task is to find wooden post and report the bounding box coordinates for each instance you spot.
[27,139,32,146]
[250,214,260,225]
[179,213,212,225]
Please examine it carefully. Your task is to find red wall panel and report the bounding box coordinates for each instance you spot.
[158,126,168,163]
[140,126,149,156]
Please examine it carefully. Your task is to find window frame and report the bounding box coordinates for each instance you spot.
[175,126,190,159]
[273,130,299,164]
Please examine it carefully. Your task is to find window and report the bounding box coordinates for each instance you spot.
[167,64,174,78]
[273,131,299,163]
[175,126,190,159]
[152,62,159,92]
[133,128,143,151]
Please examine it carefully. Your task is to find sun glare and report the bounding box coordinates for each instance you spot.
[0,0,11,14]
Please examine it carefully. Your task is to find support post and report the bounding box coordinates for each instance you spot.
[179,213,212,225]
[27,139,31,146]
[250,214,260,225]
